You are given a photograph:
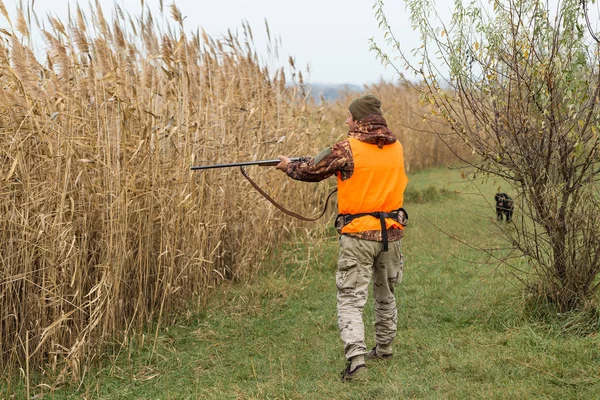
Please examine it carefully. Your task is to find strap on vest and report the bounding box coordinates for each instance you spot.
[335,208,408,252]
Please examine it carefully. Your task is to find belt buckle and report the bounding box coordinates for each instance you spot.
[335,214,345,232]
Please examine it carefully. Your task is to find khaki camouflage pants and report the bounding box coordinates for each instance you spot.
[336,234,404,360]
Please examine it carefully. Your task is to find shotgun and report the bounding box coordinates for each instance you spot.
[189,155,335,221]
[190,157,305,171]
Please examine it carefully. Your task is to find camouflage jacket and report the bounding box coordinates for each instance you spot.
[286,115,404,242]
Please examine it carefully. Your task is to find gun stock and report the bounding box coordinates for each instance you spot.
[190,157,304,171]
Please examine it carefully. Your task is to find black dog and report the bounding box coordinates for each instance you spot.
[495,193,513,222]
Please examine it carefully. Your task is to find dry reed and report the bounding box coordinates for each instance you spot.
[0,1,330,384]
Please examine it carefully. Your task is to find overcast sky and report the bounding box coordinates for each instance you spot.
[3,1,600,85]
[1,0,457,86]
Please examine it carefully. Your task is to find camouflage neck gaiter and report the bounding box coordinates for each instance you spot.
[349,115,397,148]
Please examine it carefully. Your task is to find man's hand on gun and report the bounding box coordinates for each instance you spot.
[275,155,291,172]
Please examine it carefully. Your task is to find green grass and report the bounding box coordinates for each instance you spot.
[6,167,600,399]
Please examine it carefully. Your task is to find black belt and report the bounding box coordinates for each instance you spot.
[335,208,408,251]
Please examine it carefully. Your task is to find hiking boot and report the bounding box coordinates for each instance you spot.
[365,346,393,361]
[340,361,366,382]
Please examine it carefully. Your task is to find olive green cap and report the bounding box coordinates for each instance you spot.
[348,95,382,121]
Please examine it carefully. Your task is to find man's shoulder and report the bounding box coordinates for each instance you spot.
[332,138,351,151]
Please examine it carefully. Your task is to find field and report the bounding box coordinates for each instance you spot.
[5,166,598,399]
[2,2,599,398]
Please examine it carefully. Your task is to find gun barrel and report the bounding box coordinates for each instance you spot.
[190,157,304,171]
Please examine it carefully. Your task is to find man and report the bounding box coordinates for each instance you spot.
[276,94,409,381]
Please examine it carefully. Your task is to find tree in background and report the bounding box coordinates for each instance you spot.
[371,0,600,313]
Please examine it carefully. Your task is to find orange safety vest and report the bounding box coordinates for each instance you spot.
[337,137,408,234]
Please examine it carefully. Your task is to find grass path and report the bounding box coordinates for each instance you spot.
[17,167,600,399]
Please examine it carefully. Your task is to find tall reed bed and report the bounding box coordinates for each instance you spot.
[0,1,331,383]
